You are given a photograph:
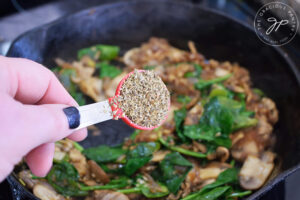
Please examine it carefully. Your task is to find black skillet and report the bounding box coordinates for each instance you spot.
[5,0,300,199]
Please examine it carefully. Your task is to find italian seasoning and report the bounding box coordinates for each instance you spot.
[116,69,170,128]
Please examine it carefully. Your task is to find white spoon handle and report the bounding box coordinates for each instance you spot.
[75,100,113,130]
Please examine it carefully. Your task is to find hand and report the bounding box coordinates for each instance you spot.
[0,56,87,182]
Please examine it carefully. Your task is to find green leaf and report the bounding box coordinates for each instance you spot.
[97,62,122,78]
[195,74,232,90]
[83,145,126,163]
[182,168,239,200]
[97,45,120,60]
[152,152,192,194]
[57,68,86,106]
[144,65,156,70]
[70,91,86,106]
[174,108,188,142]
[47,161,88,196]
[183,96,257,148]
[78,44,120,61]
[58,68,76,92]
[124,142,160,176]
[184,64,202,78]
[177,95,191,105]
[140,182,169,198]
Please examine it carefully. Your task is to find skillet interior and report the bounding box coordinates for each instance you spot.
[6,0,300,199]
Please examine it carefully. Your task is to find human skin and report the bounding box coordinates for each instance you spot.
[0,56,87,182]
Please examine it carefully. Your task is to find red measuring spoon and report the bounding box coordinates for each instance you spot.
[64,70,170,131]
[109,70,171,130]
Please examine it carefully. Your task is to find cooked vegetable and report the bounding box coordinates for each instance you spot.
[152,152,192,193]
[182,168,244,200]
[97,62,122,78]
[83,145,126,164]
[46,161,88,196]
[19,38,278,200]
[124,142,160,176]
[195,74,232,90]
[78,44,120,61]
[184,63,202,78]
[183,96,257,148]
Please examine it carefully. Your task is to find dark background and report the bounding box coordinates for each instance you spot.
[0,0,299,199]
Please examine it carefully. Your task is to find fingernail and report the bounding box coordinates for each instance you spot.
[63,107,80,129]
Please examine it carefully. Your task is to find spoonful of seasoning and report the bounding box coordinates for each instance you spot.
[63,69,170,130]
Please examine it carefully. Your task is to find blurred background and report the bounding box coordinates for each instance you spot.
[0,0,299,199]
[0,0,299,64]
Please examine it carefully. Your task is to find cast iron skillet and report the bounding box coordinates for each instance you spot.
[5,0,300,199]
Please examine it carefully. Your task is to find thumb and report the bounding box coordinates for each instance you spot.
[20,103,84,148]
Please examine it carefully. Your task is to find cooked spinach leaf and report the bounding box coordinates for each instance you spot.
[195,74,232,90]
[152,152,192,194]
[184,64,202,78]
[144,65,156,70]
[182,168,239,200]
[124,142,160,176]
[183,96,257,148]
[47,161,88,196]
[118,176,169,198]
[78,44,120,61]
[57,68,86,106]
[97,62,122,78]
[83,145,126,164]
[177,95,192,105]
[174,108,188,142]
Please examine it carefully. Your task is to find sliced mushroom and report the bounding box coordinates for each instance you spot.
[53,151,66,162]
[93,190,129,200]
[230,128,267,162]
[192,141,207,153]
[184,103,203,126]
[151,150,171,162]
[239,152,275,190]
[216,147,230,162]
[103,72,127,98]
[88,160,110,184]
[69,148,88,177]
[198,162,231,180]
[206,147,229,162]
[18,170,38,189]
[199,167,222,180]
[33,182,65,200]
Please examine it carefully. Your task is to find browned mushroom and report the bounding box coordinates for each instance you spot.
[239,152,275,190]
[88,160,110,184]
[192,141,207,153]
[206,147,230,162]
[216,146,230,162]
[151,150,171,162]
[184,103,203,126]
[18,170,38,189]
[33,182,65,200]
[92,190,129,200]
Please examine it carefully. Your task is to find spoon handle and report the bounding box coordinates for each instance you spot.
[63,100,113,130]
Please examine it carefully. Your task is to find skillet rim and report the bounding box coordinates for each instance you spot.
[6,0,300,199]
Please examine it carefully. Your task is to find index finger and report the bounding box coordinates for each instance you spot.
[0,56,77,106]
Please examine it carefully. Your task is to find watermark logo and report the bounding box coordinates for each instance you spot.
[254,2,298,46]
